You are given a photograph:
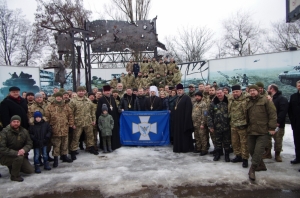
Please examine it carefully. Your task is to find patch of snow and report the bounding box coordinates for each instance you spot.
[0,124,299,197]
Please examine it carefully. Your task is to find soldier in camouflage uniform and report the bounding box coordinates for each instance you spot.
[123,71,135,89]
[120,73,126,87]
[167,58,177,73]
[45,92,74,167]
[156,59,167,76]
[109,76,118,89]
[126,59,134,72]
[150,57,159,73]
[26,92,35,107]
[116,83,125,98]
[88,93,99,150]
[255,82,268,97]
[188,84,196,104]
[228,85,249,168]
[192,92,208,156]
[135,72,145,88]
[207,88,230,162]
[172,67,182,86]
[140,57,149,74]
[28,93,49,125]
[152,73,165,87]
[69,86,98,159]
[206,86,217,153]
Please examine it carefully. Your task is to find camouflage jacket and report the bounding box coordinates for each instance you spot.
[109,79,118,89]
[246,95,277,135]
[140,62,149,74]
[27,101,49,125]
[172,70,182,85]
[0,125,32,158]
[135,77,145,88]
[156,63,167,76]
[207,96,230,131]
[150,61,159,72]
[166,74,174,85]
[192,100,207,127]
[167,63,177,73]
[124,74,135,88]
[117,90,125,98]
[126,62,133,72]
[69,96,96,127]
[45,102,74,137]
[228,92,249,127]
[205,94,215,107]
[188,91,196,104]
[120,76,126,86]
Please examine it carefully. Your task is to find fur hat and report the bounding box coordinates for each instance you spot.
[34,111,43,119]
[248,85,259,91]
[195,91,203,97]
[231,85,241,91]
[10,115,21,122]
[102,104,108,112]
[255,82,264,88]
[103,85,111,92]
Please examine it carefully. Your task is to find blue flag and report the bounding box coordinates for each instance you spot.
[120,111,170,146]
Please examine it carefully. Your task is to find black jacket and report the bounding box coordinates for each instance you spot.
[161,98,169,110]
[272,91,288,128]
[0,96,29,129]
[29,119,52,148]
[134,95,147,111]
[288,91,300,130]
[120,94,136,111]
[133,63,140,73]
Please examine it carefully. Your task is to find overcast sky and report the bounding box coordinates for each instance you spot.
[7,0,286,58]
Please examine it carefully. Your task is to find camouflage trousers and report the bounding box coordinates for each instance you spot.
[231,126,249,159]
[215,129,230,150]
[93,126,98,146]
[194,125,208,151]
[266,128,285,152]
[70,125,95,151]
[51,136,68,157]
[206,125,216,148]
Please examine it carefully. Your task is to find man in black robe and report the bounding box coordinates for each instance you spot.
[145,86,162,111]
[171,83,194,153]
[96,85,121,150]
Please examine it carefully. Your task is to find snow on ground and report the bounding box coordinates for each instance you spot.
[0,124,300,197]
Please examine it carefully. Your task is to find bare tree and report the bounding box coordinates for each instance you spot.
[165,26,214,63]
[266,20,300,52]
[221,11,265,56]
[0,1,27,65]
[104,0,151,22]
[213,39,227,59]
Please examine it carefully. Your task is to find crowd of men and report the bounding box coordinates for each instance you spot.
[0,57,300,183]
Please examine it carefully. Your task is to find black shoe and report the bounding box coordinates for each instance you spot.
[242,159,248,168]
[89,147,99,155]
[224,150,230,162]
[11,175,24,182]
[290,158,300,164]
[62,155,73,163]
[53,156,58,168]
[213,150,220,161]
[231,155,243,163]
[71,151,77,160]
[44,161,51,170]
[103,146,108,153]
[200,151,208,156]
[108,146,113,153]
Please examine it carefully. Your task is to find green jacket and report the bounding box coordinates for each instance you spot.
[0,125,32,158]
[246,95,277,135]
[98,114,114,136]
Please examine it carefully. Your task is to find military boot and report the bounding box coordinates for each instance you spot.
[71,151,77,161]
[108,145,113,153]
[44,161,51,170]
[242,159,248,168]
[262,148,272,159]
[255,160,267,171]
[248,164,257,181]
[213,149,220,161]
[231,155,243,163]
[200,150,208,156]
[89,146,99,155]
[53,156,58,168]
[103,146,108,153]
[35,165,41,174]
[224,149,230,162]
[10,175,24,182]
[275,151,282,162]
[62,155,73,163]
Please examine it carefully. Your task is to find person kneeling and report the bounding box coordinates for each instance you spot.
[0,115,34,182]
[29,111,52,173]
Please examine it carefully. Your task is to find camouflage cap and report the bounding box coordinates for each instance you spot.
[255,82,264,88]
[77,86,86,92]
[59,88,65,93]
[188,84,195,88]
[248,85,259,91]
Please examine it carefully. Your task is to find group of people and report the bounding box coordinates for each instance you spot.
[0,58,299,183]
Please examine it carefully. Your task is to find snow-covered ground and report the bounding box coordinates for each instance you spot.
[0,125,300,198]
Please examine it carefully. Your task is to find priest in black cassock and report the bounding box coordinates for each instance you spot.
[171,83,194,153]
[96,85,121,150]
[145,86,163,111]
